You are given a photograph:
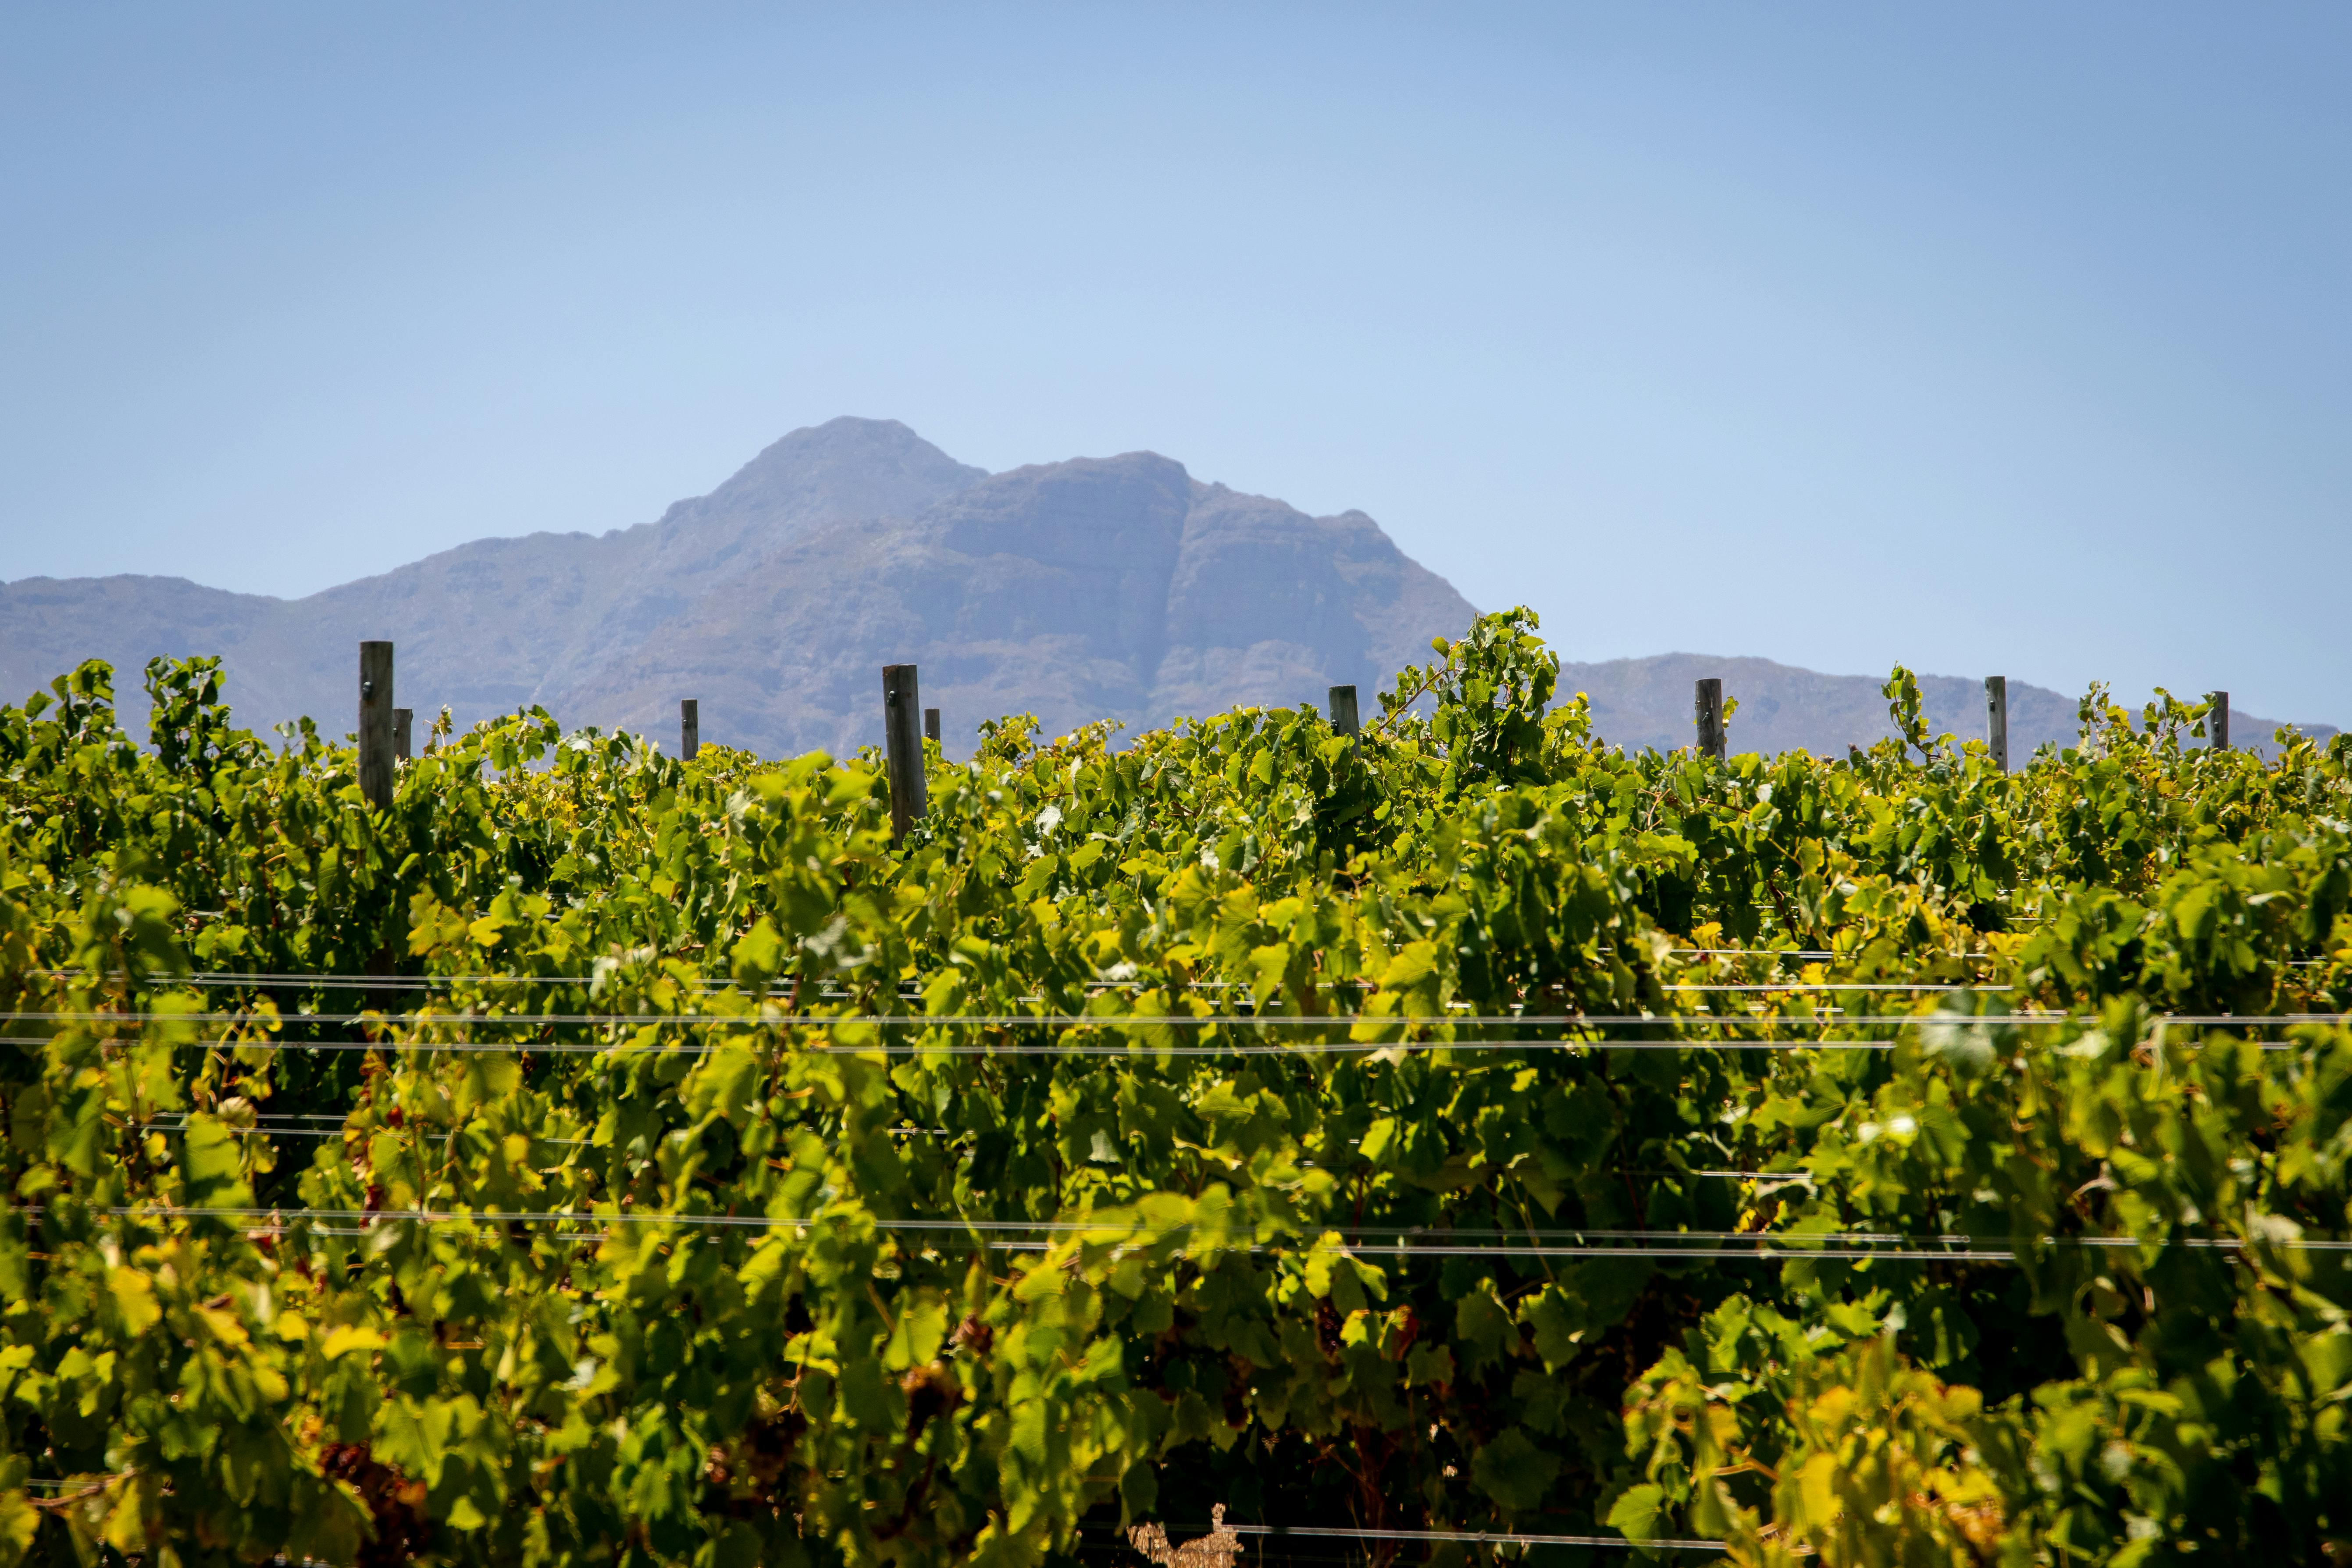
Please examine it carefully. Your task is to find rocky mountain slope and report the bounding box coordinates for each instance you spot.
[2,418,2331,759]
[0,420,1468,755]
[1566,654,2078,758]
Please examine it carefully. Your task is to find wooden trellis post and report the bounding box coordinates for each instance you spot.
[1695,677,1725,761]
[358,642,394,808]
[882,665,927,841]
[1328,684,1360,736]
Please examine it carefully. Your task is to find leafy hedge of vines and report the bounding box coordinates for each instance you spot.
[1,609,2349,1567]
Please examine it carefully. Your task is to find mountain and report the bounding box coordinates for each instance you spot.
[0,420,1467,755]
[1,418,2333,759]
[0,419,988,744]
[556,452,1476,757]
[1552,654,2334,760]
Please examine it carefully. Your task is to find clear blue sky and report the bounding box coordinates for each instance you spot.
[4,5,2346,722]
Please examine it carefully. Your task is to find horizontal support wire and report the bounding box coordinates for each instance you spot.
[1237,1523,1725,1551]
[0,1033,2315,1058]
[7,1009,2337,1026]
[127,1117,946,1143]
[1,1033,1936,1057]
[14,1205,2338,1260]
[16,1034,2311,1058]
[2,1041,2319,1062]
[1,1013,2000,1027]
[29,952,2311,989]
[41,962,1990,981]
[1084,1520,1727,1552]
[33,973,2006,996]
[120,1133,1783,1167]
[1663,983,2011,992]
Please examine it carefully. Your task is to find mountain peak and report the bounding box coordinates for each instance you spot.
[2,417,2334,756]
[697,417,987,524]
[745,415,949,467]
[0,419,1474,753]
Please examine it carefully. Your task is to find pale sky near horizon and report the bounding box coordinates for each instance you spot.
[3,5,2347,722]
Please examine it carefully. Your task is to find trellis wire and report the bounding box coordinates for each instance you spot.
[35,971,2008,996]
[9,1020,2333,1030]
[17,1205,2342,1261]
[1,1030,2320,1057]
[0,1020,2032,1030]
[9,1033,2314,1058]
[1088,1519,1729,1552]
[1233,1522,1725,1551]
[2,1033,1931,1057]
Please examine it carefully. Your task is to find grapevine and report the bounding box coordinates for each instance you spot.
[1,612,2348,1564]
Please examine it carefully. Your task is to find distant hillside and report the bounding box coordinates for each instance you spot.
[0,418,2333,759]
[1,419,987,745]
[1554,653,2330,760]
[0,420,1469,755]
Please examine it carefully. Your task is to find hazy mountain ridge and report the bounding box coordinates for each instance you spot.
[1553,654,2308,759]
[554,449,1475,756]
[0,417,2332,759]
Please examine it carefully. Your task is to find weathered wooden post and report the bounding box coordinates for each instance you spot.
[681,699,699,761]
[1328,684,1361,736]
[882,665,927,842]
[358,641,394,808]
[392,708,413,764]
[1695,677,1725,762]
[1984,676,2008,772]
[2207,691,2230,752]
[924,707,941,745]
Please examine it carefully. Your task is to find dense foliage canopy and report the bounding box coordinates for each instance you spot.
[2,610,2350,1566]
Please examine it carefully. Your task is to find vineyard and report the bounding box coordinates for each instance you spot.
[4,608,2351,1566]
